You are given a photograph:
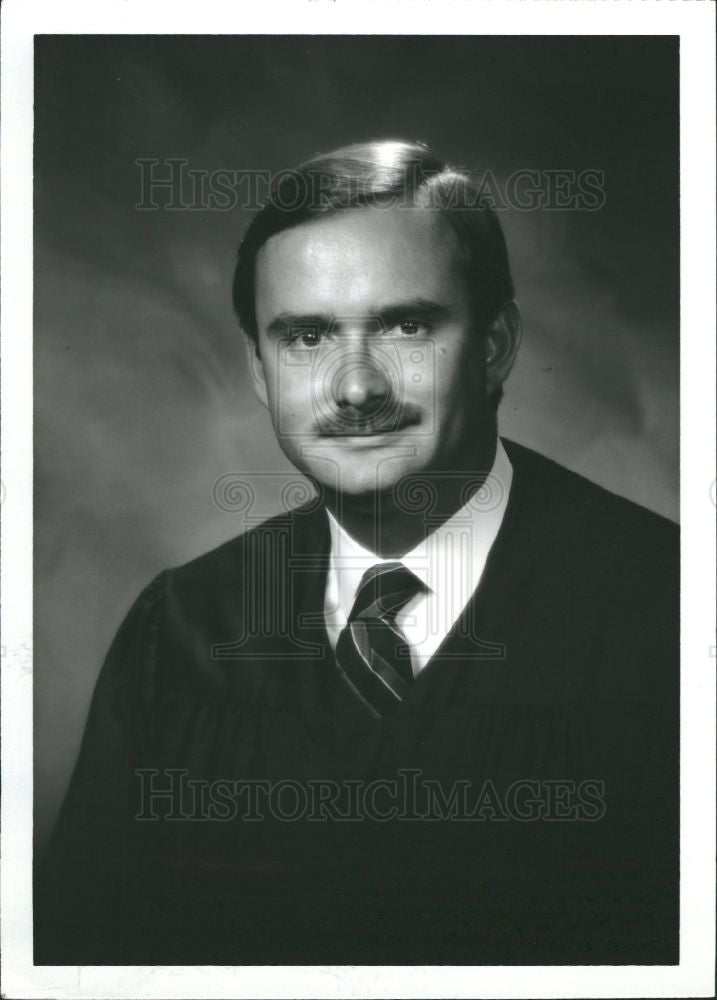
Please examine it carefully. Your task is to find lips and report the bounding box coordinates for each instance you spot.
[314,406,421,437]
[320,422,412,437]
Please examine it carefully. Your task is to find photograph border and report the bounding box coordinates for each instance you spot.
[2,1,715,997]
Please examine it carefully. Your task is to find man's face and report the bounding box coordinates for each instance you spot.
[251,204,494,498]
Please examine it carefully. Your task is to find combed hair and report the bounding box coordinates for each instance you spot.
[233,139,514,342]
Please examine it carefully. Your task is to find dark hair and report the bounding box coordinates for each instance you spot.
[233,139,514,339]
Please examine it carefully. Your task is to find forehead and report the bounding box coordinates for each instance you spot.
[254,204,467,322]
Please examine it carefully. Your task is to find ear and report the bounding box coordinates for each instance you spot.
[484,299,523,399]
[244,332,269,409]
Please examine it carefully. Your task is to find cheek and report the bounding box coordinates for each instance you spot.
[267,371,317,432]
[421,345,485,430]
[431,349,475,401]
[262,357,296,405]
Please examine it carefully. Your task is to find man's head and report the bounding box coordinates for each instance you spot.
[233,139,522,500]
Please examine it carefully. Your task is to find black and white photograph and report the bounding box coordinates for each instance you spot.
[1,1,715,998]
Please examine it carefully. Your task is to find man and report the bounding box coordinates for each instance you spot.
[36,140,679,966]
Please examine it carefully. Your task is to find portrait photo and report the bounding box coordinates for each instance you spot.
[1,2,715,998]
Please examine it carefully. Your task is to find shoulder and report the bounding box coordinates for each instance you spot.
[112,502,330,696]
[500,439,678,699]
[153,501,329,637]
[501,438,678,630]
[502,437,678,559]
[165,501,328,587]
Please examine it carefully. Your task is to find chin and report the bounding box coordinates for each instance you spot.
[292,441,404,492]
[301,461,400,500]
[317,472,399,499]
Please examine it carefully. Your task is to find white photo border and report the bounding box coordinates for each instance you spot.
[2,1,715,997]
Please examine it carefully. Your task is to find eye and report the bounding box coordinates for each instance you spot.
[288,328,322,347]
[398,319,421,336]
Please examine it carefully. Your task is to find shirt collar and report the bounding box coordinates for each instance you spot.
[325,439,513,618]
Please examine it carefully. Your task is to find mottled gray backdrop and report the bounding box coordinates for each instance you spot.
[34,36,679,852]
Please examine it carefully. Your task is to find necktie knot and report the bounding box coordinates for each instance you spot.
[335,562,427,717]
[349,561,426,623]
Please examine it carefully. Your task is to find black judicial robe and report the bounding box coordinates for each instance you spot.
[35,440,679,965]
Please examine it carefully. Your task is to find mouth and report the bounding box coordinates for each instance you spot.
[320,431,408,451]
[318,418,418,438]
[322,428,403,438]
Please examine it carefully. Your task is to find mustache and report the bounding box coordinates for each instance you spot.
[313,403,421,436]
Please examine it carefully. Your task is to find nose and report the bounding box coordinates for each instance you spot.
[332,346,391,412]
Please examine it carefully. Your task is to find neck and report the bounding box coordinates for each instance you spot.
[322,435,499,558]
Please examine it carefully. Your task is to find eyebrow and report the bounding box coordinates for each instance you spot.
[264,298,452,337]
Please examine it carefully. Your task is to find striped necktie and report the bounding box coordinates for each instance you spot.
[334,562,426,718]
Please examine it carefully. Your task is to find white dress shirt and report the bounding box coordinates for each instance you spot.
[324,439,513,676]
